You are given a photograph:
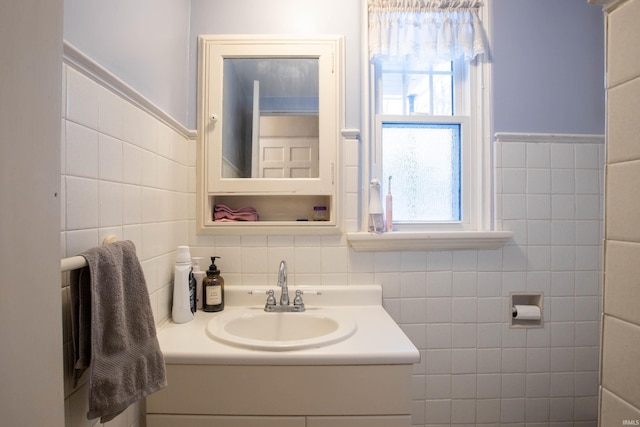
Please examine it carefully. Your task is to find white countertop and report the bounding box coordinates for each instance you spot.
[156,285,420,366]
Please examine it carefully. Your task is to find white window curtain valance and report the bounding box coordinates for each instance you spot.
[368,0,488,64]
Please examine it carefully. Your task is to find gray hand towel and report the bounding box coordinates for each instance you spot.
[70,240,167,422]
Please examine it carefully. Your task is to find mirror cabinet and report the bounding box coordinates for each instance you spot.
[197,35,343,234]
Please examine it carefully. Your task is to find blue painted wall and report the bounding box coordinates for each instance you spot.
[491,0,605,134]
[63,0,191,126]
[188,0,361,130]
[63,0,606,135]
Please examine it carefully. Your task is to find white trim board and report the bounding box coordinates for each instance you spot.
[63,41,197,140]
[494,132,605,145]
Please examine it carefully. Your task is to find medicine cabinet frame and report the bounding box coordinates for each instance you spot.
[196,35,344,234]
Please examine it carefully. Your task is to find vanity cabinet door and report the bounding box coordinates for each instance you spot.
[306,415,411,427]
[147,414,305,427]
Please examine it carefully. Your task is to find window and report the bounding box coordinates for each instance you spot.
[374,56,476,230]
[378,117,468,224]
[367,1,489,232]
[348,0,514,249]
[373,59,481,230]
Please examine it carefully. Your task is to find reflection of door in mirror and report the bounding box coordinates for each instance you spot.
[258,115,319,178]
[222,58,319,178]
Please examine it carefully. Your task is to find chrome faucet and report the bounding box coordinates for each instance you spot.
[263,260,305,312]
[278,260,289,306]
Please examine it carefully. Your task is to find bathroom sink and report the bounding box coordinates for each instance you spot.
[206,309,357,351]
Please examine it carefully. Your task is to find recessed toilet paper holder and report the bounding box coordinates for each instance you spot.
[509,292,543,328]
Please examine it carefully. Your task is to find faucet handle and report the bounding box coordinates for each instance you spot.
[292,289,305,311]
[265,289,276,307]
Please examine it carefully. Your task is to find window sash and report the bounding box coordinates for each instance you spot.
[373,57,468,116]
[375,115,473,230]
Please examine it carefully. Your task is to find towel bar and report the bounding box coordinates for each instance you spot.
[60,235,118,272]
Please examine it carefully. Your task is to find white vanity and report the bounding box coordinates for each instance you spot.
[146,285,419,427]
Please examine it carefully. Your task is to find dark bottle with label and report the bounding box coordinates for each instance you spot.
[202,256,224,312]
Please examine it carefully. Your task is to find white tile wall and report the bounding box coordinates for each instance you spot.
[184,137,603,426]
[60,64,192,427]
[602,1,640,425]
[58,60,604,427]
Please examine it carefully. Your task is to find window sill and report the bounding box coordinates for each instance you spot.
[345,230,513,252]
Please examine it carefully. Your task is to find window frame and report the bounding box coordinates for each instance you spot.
[359,2,494,240]
[370,57,485,231]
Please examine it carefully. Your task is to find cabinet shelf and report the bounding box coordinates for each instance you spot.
[198,194,340,235]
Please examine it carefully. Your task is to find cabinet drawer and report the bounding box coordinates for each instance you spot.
[147,364,413,416]
[307,415,411,427]
[147,414,305,427]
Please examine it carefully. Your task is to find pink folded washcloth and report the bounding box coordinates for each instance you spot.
[214,204,256,214]
[213,204,258,221]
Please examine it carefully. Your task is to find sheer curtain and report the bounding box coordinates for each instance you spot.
[368,0,488,64]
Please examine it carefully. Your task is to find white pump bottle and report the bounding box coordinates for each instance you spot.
[172,246,196,323]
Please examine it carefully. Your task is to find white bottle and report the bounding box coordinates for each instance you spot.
[192,257,206,310]
[172,246,196,323]
[369,178,384,233]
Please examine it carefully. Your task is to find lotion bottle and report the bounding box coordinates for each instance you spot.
[172,246,196,323]
[202,256,224,312]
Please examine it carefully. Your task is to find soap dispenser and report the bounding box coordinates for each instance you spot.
[202,256,224,312]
